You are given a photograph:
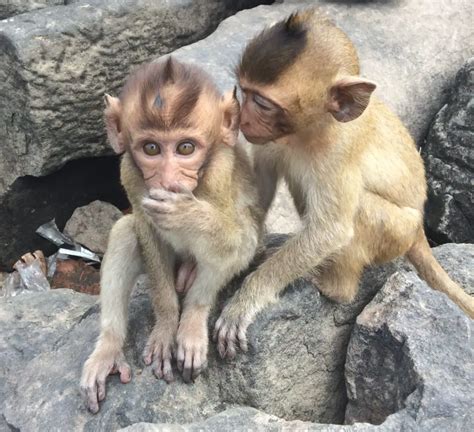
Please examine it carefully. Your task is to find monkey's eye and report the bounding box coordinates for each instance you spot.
[177,141,195,156]
[253,94,272,111]
[143,142,160,156]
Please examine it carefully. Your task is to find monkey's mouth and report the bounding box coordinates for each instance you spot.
[242,133,269,145]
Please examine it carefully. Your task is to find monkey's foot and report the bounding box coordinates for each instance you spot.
[213,305,253,360]
[80,349,131,414]
[143,328,175,383]
[176,324,208,383]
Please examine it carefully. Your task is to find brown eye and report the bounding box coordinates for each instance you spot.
[177,141,195,155]
[143,142,160,156]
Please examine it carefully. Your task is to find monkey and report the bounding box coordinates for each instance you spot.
[80,57,263,413]
[214,10,474,358]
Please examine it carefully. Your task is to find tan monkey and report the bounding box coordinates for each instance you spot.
[214,10,474,358]
[80,58,263,413]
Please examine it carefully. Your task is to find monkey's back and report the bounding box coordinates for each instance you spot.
[358,98,427,211]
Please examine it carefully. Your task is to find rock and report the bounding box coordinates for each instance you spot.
[64,200,123,254]
[0,272,6,294]
[0,0,63,20]
[423,58,474,244]
[51,259,101,295]
[0,235,396,430]
[169,0,474,234]
[0,0,270,196]
[345,243,474,430]
[81,243,473,432]
[1,241,472,430]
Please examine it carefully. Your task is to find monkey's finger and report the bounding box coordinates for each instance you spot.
[142,346,153,366]
[149,189,176,201]
[162,358,174,383]
[237,325,249,352]
[177,345,185,372]
[142,198,173,213]
[182,350,193,383]
[152,359,164,380]
[85,385,100,414]
[118,363,131,383]
[212,317,224,342]
[97,378,106,402]
[216,327,229,359]
[224,327,237,360]
[191,352,203,381]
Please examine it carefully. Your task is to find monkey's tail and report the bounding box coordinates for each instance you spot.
[406,234,474,319]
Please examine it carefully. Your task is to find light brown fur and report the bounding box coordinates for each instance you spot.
[81,59,263,413]
[215,10,473,358]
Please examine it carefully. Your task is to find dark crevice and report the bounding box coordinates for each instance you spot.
[0,155,129,271]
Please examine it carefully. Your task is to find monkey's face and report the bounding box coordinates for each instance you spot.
[104,60,241,194]
[239,79,294,145]
[128,129,210,192]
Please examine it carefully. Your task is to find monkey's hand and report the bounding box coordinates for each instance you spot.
[142,188,208,231]
[176,312,209,383]
[213,275,270,360]
[143,325,176,383]
[80,348,131,414]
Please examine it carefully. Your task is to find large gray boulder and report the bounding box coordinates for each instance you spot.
[0,0,270,196]
[169,0,474,235]
[0,0,63,20]
[0,235,394,431]
[120,244,474,432]
[0,0,271,270]
[423,58,474,244]
[1,239,472,431]
[345,243,474,430]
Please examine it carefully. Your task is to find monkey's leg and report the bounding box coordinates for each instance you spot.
[139,228,180,383]
[177,267,228,382]
[314,250,364,304]
[81,215,142,414]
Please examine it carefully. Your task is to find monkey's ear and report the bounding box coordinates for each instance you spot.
[104,94,125,154]
[327,77,376,123]
[220,87,241,146]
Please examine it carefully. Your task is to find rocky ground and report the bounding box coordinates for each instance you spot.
[0,0,473,431]
[1,242,472,431]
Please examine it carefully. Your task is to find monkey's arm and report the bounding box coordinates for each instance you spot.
[81,215,143,413]
[253,145,280,213]
[214,174,359,358]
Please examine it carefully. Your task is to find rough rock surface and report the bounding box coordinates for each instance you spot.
[1,239,472,431]
[0,0,63,20]
[119,244,474,432]
[169,0,474,234]
[64,200,123,254]
[0,0,270,269]
[345,243,474,430]
[0,0,270,196]
[0,235,395,431]
[423,58,474,244]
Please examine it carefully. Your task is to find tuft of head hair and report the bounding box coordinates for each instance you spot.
[238,11,308,84]
[120,57,220,130]
[238,9,360,85]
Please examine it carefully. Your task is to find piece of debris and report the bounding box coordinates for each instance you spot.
[2,250,51,297]
[51,259,100,295]
[64,200,122,254]
[36,219,101,263]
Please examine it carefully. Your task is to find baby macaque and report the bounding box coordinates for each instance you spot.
[214,10,474,358]
[81,58,263,413]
